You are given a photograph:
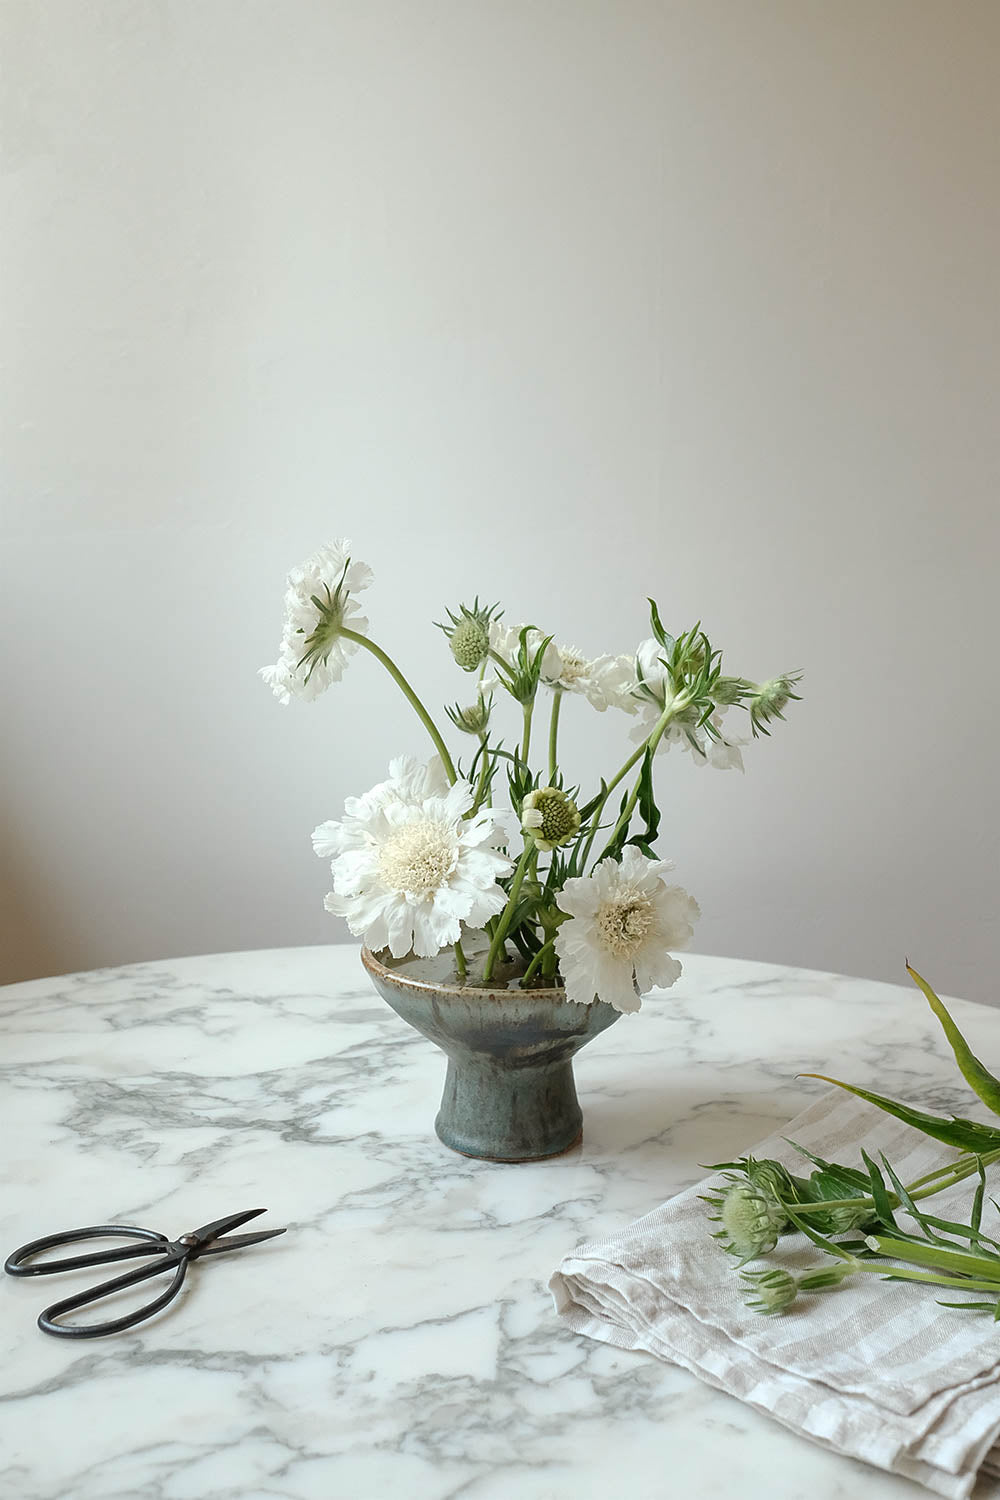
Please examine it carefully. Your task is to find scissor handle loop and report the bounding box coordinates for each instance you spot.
[37,1251,189,1339]
[4,1224,170,1277]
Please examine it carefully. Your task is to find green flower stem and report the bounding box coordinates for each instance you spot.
[852,1263,1000,1294]
[483,844,536,983]
[907,1148,1000,1192]
[577,742,648,869]
[521,698,535,767]
[520,937,556,985]
[471,736,491,813]
[867,1234,1000,1279]
[593,696,689,867]
[341,629,458,784]
[790,1148,1000,1220]
[548,690,562,781]
[454,939,468,979]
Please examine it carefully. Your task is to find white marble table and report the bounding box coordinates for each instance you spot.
[2,947,998,1500]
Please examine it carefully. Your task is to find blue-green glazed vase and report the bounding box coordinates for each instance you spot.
[362,933,620,1162]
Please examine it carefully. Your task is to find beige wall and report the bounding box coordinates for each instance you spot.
[2,2,998,999]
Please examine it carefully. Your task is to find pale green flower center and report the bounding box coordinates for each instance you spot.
[525,788,579,845]
[719,1181,786,1260]
[595,895,654,958]
[377,821,456,895]
[450,617,489,670]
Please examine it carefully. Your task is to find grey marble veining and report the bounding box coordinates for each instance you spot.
[2,947,998,1500]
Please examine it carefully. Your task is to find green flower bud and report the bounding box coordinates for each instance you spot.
[710,1180,788,1265]
[744,1158,798,1202]
[436,600,502,673]
[807,1203,873,1235]
[521,787,581,852]
[445,696,492,736]
[712,676,753,707]
[742,1267,798,1315]
[799,1262,857,1292]
[749,672,802,736]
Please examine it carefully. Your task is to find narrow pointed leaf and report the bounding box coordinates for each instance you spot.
[907,964,1000,1120]
[801,1075,1000,1155]
[860,1149,900,1230]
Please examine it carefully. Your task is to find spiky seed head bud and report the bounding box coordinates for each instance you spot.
[436,600,502,672]
[744,1158,797,1203]
[808,1203,873,1235]
[749,672,802,734]
[446,696,492,735]
[712,1180,788,1264]
[450,616,490,670]
[742,1267,798,1315]
[712,675,753,707]
[521,787,581,852]
[799,1262,857,1292]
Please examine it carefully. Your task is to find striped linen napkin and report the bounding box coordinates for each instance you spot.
[551,1089,1000,1497]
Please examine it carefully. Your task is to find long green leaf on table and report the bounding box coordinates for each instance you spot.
[907,964,1000,1121]
[802,1075,1000,1154]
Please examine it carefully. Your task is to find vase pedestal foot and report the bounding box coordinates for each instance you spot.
[435,1055,583,1162]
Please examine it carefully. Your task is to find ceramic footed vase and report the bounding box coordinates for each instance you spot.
[362,931,620,1162]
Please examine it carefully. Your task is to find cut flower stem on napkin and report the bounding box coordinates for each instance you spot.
[704,964,1000,1319]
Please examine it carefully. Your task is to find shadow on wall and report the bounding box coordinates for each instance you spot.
[0,815,85,984]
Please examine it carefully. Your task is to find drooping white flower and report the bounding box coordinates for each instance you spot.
[625,638,745,770]
[260,541,373,704]
[312,758,515,959]
[487,621,634,712]
[553,846,699,1012]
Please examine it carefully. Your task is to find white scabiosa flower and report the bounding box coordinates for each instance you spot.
[553,846,699,1012]
[260,541,373,704]
[626,639,745,770]
[312,758,515,959]
[488,622,634,712]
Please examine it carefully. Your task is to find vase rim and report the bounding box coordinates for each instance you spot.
[360,942,576,1004]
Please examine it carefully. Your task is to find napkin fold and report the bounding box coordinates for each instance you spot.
[551,1090,1000,1497]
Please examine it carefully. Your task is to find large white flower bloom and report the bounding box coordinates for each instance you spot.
[488,621,634,712]
[554,846,699,1012]
[625,638,745,770]
[260,540,373,704]
[312,757,515,959]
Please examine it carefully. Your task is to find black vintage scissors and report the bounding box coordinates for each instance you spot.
[4,1209,286,1339]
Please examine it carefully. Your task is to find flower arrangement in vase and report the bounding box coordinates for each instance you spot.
[262,540,800,1161]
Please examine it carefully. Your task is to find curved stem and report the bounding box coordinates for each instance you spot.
[483,844,536,982]
[520,937,556,985]
[341,629,457,784]
[592,698,687,868]
[454,939,467,979]
[548,691,562,781]
[578,742,647,869]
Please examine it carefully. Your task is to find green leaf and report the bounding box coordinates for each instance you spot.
[624,748,661,855]
[801,1074,1000,1155]
[860,1149,900,1231]
[647,598,674,654]
[907,964,1000,1121]
[783,1203,858,1262]
[784,1140,871,1195]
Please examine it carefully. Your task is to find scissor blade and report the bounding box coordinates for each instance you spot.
[187,1209,267,1247]
[195,1228,287,1257]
